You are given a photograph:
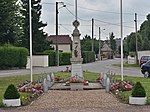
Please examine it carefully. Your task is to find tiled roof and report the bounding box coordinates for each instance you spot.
[47,35,72,44]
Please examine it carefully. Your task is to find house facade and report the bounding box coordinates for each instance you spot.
[47,35,72,52]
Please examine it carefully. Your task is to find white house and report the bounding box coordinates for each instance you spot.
[47,35,72,53]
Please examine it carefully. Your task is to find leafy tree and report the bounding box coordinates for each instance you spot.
[125,32,142,54]
[139,14,150,50]
[81,35,92,51]
[21,0,50,53]
[0,0,21,45]
[81,35,102,54]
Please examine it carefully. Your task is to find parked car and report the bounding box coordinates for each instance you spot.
[140,56,150,66]
[141,60,150,78]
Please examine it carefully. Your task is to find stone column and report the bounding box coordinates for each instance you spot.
[70,20,83,78]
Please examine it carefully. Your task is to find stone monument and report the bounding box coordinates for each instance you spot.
[70,0,83,78]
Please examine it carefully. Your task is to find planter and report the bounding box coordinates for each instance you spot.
[3,98,21,107]
[129,96,147,105]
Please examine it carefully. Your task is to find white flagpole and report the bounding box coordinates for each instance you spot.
[120,0,123,81]
[29,0,33,82]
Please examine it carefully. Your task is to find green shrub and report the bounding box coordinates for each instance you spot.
[0,46,29,69]
[43,50,55,66]
[129,52,136,57]
[59,52,71,65]
[4,84,20,99]
[131,82,146,97]
[82,51,95,63]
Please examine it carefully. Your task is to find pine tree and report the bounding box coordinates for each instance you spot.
[21,0,50,53]
[0,0,20,45]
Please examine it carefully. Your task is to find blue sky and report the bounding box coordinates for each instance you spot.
[41,0,150,40]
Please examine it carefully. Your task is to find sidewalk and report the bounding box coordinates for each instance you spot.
[1,89,150,112]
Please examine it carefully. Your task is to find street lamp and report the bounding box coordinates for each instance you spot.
[56,2,66,66]
[99,27,105,60]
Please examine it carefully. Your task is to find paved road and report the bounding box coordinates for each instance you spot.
[0,58,143,77]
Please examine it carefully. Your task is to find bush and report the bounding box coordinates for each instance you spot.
[0,45,28,69]
[82,51,95,63]
[59,52,71,65]
[131,82,146,97]
[43,50,55,66]
[129,52,136,57]
[4,84,20,99]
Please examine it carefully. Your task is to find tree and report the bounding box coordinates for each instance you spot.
[0,0,21,45]
[21,0,50,53]
[139,14,150,50]
[80,35,100,54]
[109,32,116,51]
[81,35,92,51]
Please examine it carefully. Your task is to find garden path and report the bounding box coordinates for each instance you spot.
[1,90,150,112]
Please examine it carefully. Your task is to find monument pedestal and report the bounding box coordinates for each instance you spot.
[70,58,83,78]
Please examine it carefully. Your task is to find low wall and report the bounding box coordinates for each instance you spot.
[26,55,49,69]
[128,56,136,64]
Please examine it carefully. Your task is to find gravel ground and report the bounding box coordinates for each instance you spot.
[1,90,150,112]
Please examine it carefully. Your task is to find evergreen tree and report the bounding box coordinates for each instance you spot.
[109,32,116,51]
[0,0,21,45]
[21,0,50,53]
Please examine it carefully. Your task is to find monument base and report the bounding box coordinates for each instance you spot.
[70,58,83,78]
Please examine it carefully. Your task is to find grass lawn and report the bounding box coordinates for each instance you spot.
[0,72,99,107]
[1,72,149,106]
[113,63,140,67]
[114,75,150,104]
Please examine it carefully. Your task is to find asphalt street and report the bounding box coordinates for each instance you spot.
[0,58,143,77]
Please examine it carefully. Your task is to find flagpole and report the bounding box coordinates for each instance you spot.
[29,0,33,82]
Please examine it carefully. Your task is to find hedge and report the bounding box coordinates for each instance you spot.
[59,52,71,65]
[0,46,29,69]
[43,50,55,66]
[82,51,95,63]
[43,50,95,66]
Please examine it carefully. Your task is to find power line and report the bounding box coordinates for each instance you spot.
[95,19,134,28]
[59,24,72,32]
[59,23,91,26]
[65,7,91,22]
[41,2,55,5]
[41,2,146,17]
[65,2,145,17]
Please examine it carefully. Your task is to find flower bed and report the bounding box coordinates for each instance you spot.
[65,75,89,86]
[17,80,43,105]
[111,80,133,94]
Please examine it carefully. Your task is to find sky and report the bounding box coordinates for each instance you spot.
[41,0,150,40]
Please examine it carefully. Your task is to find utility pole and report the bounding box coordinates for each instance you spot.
[56,2,59,66]
[134,13,138,64]
[56,2,66,67]
[92,18,94,52]
[99,27,101,60]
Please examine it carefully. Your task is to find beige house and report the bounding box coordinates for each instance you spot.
[47,35,72,52]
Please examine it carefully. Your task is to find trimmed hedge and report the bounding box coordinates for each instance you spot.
[131,82,146,97]
[43,50,55,66]
[0,46,29,69]
[82,51,95,63]
[4,84,20,99]
[42,50,95,66]
[59,52,71,65]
